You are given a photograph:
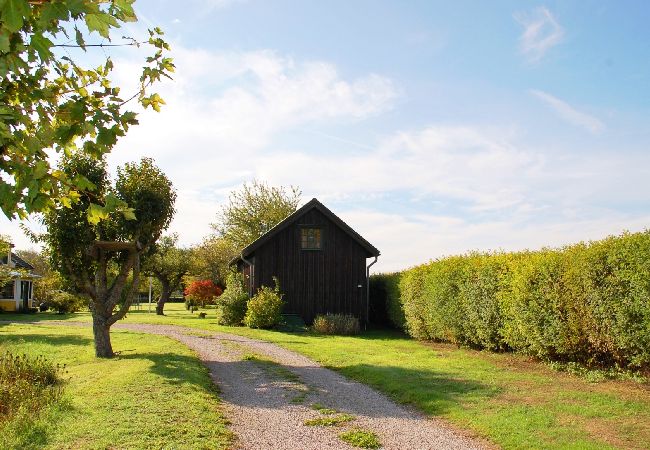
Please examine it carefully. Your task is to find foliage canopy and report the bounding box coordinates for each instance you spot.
[0,0,173,220]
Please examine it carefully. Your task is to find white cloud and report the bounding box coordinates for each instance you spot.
[530,89,605,133]
[514,6,564,63]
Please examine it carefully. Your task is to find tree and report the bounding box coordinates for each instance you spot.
[184,280,222,308]
[42,155,175,357]
[0,0,173,220]
[142,234,191,315]
[189,236,238,286]
[213,180,301,250]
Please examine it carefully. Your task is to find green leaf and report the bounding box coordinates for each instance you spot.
[121,208,136,221]
[39,1,70,25]
[64,0,88,16]
[0,0,29,33]
[31,33,54,60]
[84,12,118,39]
[87,202,108,225]
[32,160,49,180]
[72,174,97,192]
[0,31,9,53]
[74,26,85,50]
[114,0,136,22]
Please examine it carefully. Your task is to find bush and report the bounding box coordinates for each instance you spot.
[244,278,284,329]
[216,272,249,326]
[378,230,650,371]
[312,314,360,335]
[184,280,223,307]
[0,352,64,424]
[49,291,86,314]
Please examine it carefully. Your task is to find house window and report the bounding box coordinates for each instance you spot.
[1,281,14,299]
[301,228,322,250]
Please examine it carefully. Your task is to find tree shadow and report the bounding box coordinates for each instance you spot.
[186,354,498,419]
[118,352,217,389]
[0,333,92,346]
[333,363,500,416]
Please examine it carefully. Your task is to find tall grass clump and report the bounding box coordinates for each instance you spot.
[0,351,65,433]
[312,314,360,335]
[371,230,650,371]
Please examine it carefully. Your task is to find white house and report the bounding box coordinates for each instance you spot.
[0,243,38,312]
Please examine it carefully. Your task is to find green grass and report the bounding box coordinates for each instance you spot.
[3,303,650,449]
[304,413,355,427]
[339,429,382,449]
[0,322,232,450]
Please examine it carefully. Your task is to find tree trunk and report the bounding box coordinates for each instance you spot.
[156,281,171,315]
[92,315,113,358]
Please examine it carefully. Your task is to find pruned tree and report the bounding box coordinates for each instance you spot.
[42,155,175,357]
[213,180,301,250]
[0,0,173,220]
[142,234,191,315]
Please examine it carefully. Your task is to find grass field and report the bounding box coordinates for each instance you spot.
[3,303,650,449]
[0,321,232,450]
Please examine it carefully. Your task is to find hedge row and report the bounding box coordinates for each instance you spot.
[369,230,650,370]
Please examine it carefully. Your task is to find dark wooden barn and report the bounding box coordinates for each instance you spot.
[232,198,380,324]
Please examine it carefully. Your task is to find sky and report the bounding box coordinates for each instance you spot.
[3,0,650,272]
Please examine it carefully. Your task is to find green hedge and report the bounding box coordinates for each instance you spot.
[369,230,650,370]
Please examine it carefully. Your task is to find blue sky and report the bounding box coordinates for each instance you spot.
[3,0,650,271]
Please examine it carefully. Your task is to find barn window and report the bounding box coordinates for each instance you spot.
[301,228,322,250]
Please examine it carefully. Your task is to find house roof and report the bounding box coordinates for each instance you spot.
[231,198,380,264]
[1,253,35,271]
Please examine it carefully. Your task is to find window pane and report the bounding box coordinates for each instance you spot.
[301,228,321,249]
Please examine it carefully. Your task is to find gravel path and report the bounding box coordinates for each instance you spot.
[7,321,488,450]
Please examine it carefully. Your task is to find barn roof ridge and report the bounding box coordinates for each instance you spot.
[232,198,380,263]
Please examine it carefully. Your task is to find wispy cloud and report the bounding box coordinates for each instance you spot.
[530,89,605,133]
[514,6,564,63]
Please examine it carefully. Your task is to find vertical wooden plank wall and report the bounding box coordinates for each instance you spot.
[251,209,369,323]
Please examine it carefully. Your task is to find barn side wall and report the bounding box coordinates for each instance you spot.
[250,209,369,324]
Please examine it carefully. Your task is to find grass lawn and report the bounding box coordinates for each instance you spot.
[4,303,650,449]
[0,321,232,450]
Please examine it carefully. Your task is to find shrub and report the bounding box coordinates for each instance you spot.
[49,291,86,314]
[184,280,223,307]
[0,352,64,424]
[244,278,284,329]
[312,314,360,335]
[216,272,249,326]
[377,229,650,371]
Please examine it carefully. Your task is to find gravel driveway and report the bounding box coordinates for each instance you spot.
[7,321,488,450]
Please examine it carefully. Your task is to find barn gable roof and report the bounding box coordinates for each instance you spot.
[232,198,380,263]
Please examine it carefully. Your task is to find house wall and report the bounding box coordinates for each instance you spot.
[250,208,369,323]
[0,279,34,311]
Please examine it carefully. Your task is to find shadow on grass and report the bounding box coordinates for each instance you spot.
[337,363,500,416]
[0,312,83,323]
[119,352,217,390]
[0,333,93,346]
[191,354,497,418]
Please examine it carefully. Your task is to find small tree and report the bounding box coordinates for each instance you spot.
[185,280,223,308]
[213,181,301,249]
[143,234,191,315]
[189,236,238,286]
[42,155,175,357]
